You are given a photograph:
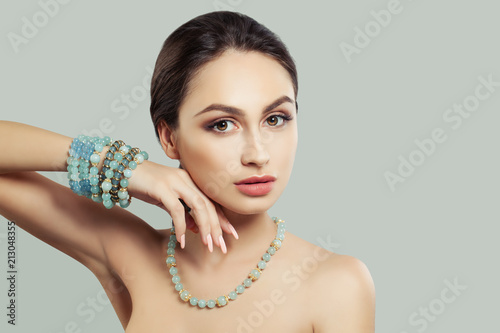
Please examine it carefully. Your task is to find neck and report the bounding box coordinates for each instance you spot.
[180,209,277,268]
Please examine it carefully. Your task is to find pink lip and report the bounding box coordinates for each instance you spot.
[234,175,276,196]
[235,181,275,196]
[235,175,277,185]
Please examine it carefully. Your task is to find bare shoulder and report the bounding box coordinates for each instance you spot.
[284,232,375,333]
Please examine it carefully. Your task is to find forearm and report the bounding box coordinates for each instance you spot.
[0,121,73,173]
[0,121,110,174]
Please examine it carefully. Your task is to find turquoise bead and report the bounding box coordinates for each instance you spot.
[180,290,190,301]
[169,266,177,275]
[103,200,114,209]
[90,153,100,164]
[128,161,138,170]
[229,291,237,300]
[118,190,128,200]
[109,160,119,170]
[236,285,245,294]
[272,239,282,249]
[120,179,129,188]
[267,247,276,255]
[94,143,104,152]
[250,269,261,280]
[105,170,114,179]
[190,297,198,306]
[91,185,100,194]
[166,257,176,265]
[90,177,99,185]
[217,296,227,306]
[135,154,145,164]
[124,169,133,178]
[258,260,266,270]
[119,199,130,208]
[140,151,149,160]
[197,299,207,308]
[174,283,183,291]
[102,193,111,201]
[119,146,130,154]
[243,278,252,287]
[167,248,175,255]
[101,181,112,192]
[207,300,216,308]
[169,235,177,241]
[168,241,176,248]
[172,275,180,284]
[114,153,123,161]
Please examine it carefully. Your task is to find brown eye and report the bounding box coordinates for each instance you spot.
[267,116,279,126]
[216,121,228,131]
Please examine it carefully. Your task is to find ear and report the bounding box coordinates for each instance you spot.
[157,120,181,160]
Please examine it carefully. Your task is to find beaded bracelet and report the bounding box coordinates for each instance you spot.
[114,147,149,208]
[67,135,148,209]
[100,140,126,209]
[68,135,112,198]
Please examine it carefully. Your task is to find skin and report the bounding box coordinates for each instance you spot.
[0,50,375,332]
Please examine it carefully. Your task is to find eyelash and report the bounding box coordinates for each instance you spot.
[205,113,293,134]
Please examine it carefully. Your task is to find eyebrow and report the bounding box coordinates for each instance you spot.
[194,95,295,118]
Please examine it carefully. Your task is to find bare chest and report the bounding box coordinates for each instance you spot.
[124,258,315,332]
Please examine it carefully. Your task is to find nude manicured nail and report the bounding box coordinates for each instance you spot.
[180,234,185,249]
[219,235,227,254]
[207,234,213,252]
[229,224,239,240]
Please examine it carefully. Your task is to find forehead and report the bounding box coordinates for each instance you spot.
[179,50,294,117]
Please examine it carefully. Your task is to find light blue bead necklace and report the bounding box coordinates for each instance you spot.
[166,217,286,309]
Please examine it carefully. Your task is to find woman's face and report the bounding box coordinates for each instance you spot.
[162,50,298,215]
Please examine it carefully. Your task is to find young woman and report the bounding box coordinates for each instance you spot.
[0,11,375,332]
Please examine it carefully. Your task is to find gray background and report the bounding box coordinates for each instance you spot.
[0,0,498,332]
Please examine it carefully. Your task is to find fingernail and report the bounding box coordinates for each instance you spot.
[207,234,213,252]
[229,224,239,240]
[219,235,227,254]
[180,234,185,249]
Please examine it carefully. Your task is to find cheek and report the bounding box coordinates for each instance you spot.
[179,137,238,186]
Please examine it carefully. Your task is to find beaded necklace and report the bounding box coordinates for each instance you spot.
[166,217,286,309]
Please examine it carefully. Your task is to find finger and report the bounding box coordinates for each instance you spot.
[158,192,188,245]
[176,189,213,248]
[215,205,238,240]
[175,172,224,251]
[204,200,224,252]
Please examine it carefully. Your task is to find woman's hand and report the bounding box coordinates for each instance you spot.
[126,160,238,253]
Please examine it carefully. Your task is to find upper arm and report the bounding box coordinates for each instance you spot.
[0,171,111,269]
[313,255,376,333]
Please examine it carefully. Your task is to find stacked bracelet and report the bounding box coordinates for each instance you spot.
[68,135,112,198]
[67,135,148,209]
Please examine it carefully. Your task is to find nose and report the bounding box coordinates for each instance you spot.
[240,130,270,167]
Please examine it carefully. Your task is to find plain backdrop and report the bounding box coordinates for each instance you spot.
[0,0,498,332]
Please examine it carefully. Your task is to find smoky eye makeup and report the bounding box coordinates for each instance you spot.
[203,112,294,134]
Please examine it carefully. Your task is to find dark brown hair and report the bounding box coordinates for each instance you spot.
[150,10,298,141]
